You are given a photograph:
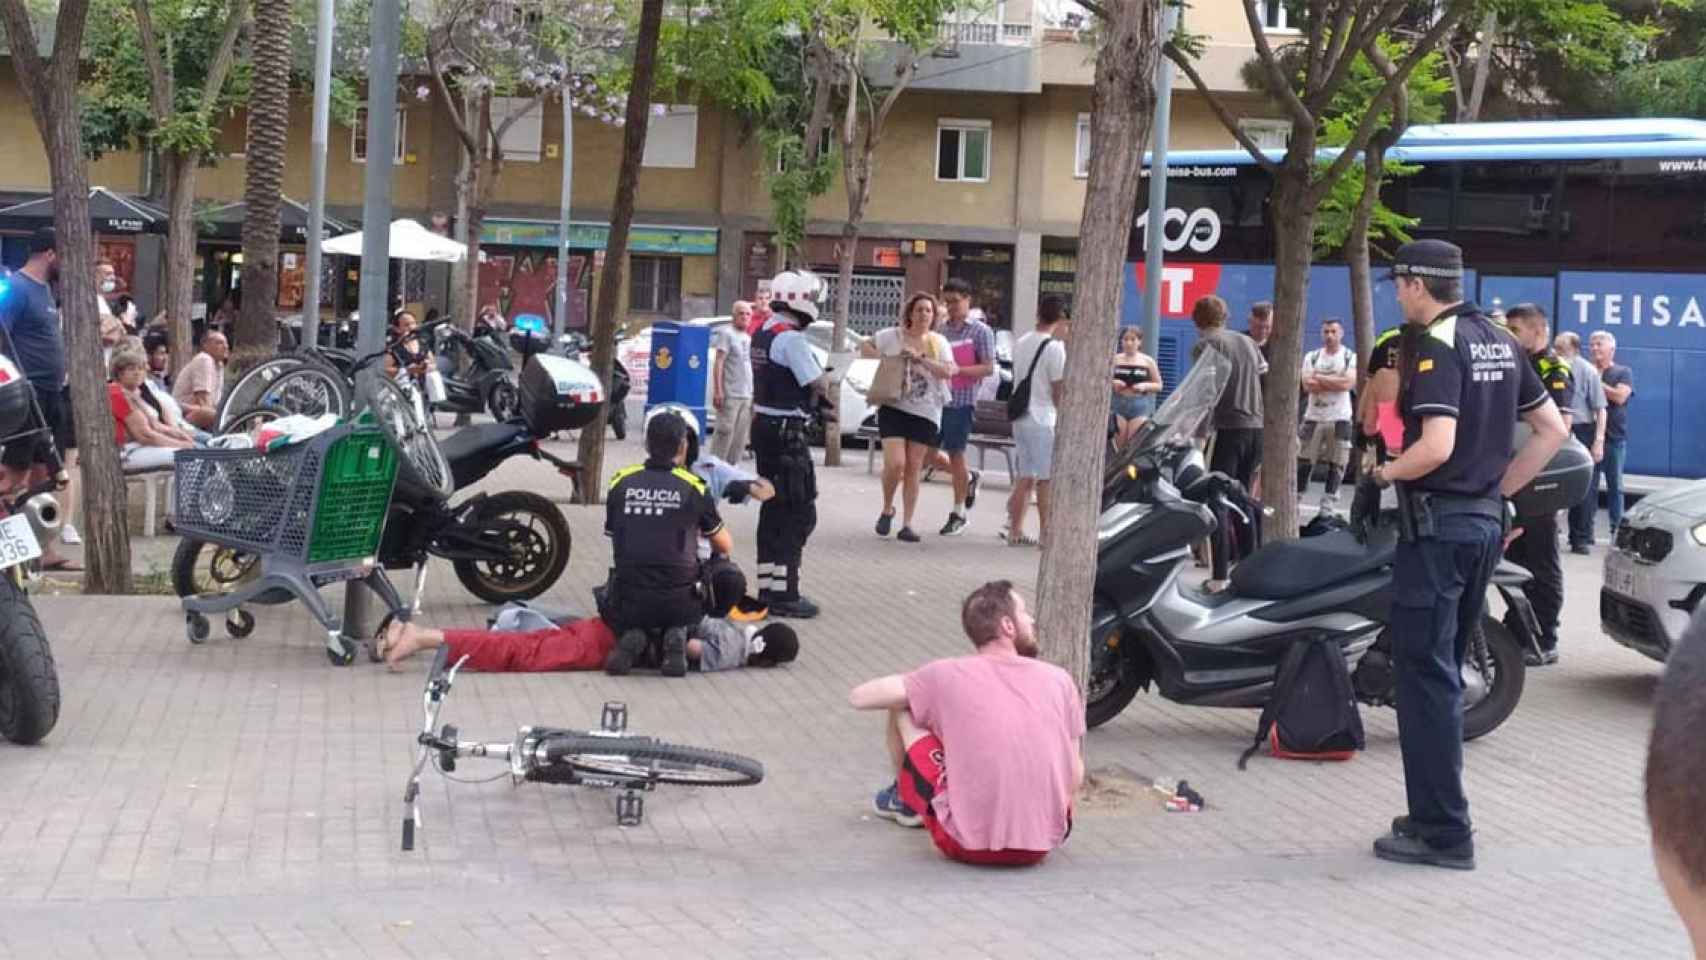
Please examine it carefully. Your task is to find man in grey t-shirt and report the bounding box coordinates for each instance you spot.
[1190,295,1267,490]
[711,302,755,462]
[1555,331,1606,554]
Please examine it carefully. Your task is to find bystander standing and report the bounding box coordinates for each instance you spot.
[1589,330,1634,537]
[1298,317,1356,509]
[710,300,755,463]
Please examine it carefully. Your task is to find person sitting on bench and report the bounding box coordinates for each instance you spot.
[603,410,731,677]
[377,613,799,674]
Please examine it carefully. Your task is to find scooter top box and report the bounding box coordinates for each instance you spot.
[520,352,605,434]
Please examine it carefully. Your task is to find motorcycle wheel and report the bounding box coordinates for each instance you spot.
[451,491,572,603]
[1462,615,1525,741]
[486,378,520,423]
[1085,628,1146,730]
[0,572,60,745]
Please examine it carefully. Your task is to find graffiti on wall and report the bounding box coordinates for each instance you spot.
[478,250,589,328]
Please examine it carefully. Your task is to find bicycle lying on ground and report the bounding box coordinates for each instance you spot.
[400,645,765,850]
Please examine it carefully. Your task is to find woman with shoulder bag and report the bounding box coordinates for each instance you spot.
[860,293,956,542]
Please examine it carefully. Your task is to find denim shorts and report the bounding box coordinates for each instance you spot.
[1013,418,1055,479]
[939,405,975,454]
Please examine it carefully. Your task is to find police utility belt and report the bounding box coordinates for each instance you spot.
[1392,484,1511,544]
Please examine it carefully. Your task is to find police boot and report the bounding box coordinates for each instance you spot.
[604,629,650,676]
[767,595,820,620]
[660,627,689,678]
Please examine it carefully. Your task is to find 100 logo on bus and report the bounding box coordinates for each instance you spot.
[1136,207,1222,253]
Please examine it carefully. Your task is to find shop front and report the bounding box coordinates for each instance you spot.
[480,219,720,328]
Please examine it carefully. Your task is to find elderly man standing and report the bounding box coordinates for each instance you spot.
[1554,331,1606,554]
[710,300,755,463]
[173,331,228,431]
[1588,330,1634,539]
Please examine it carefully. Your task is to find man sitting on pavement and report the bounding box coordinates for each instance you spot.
[603,409,731,677]
[377,610,799,674]
[849,580,1084,866]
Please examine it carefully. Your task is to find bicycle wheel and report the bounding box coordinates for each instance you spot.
[364,375,454,499]
[220,407,282,438]
[219,356,303,429]
[541,735,763,787]
[252,363,353,422]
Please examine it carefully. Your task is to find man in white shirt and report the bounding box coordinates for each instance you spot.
[1004,297,1068,547]
[1297,317,1356,508]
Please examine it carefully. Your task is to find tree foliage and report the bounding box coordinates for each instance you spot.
[1437,0,1652,117]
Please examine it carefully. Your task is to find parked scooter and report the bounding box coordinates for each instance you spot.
[418,319,520,422]
[0,338,62,745]
[1083,352,1584,741]
[556,326,630,441]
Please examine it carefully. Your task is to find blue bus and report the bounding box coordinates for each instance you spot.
[1132,118,1706,480]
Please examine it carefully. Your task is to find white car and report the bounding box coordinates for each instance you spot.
[1601,479,1706,662]
[620,316,874,443]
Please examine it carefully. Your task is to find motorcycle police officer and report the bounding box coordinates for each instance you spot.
[1498,303,1575,667]
[602,411,731,677]
[1369,240,1566,870]
[750,270,836,619]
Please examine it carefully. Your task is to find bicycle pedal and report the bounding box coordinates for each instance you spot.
[616,790,644,827]
[601,701,628,733]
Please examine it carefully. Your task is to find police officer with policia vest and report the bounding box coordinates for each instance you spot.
[1498,303,1575,667]
[749,270,836,619]
[603,411,731,678]
[1369,240,1566,871]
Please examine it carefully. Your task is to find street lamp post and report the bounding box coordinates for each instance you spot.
[1140,0,1180,351]
[554,63,575,342]
[301,0,335,349]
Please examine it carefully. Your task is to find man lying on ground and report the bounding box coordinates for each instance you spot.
[378,613,799,674]
[848,579,1084,866]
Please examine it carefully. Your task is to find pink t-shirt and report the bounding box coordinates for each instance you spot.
[903,652,1085,852]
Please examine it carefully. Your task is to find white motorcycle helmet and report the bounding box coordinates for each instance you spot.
[767,269,825,324]
[645,402,702,464]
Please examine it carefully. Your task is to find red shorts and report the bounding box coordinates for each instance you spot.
[897,735,1049,867]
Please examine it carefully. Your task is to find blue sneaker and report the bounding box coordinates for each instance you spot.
[872,782,923,828]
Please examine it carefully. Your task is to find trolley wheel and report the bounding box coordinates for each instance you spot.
[326,636,357,667]
[225,609,256,639]
[186,613,210,644]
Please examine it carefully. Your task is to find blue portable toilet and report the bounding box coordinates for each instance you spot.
[645,320,710,436]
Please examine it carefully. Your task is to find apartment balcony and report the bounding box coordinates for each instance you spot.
[869,3,1047,94]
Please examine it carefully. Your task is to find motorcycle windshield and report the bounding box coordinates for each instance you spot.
[1103,348,1230,492]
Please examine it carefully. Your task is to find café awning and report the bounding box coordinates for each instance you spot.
[0,186,167,235]
[197,197,355,243]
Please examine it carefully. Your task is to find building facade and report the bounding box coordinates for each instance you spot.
[0,0,1292,333]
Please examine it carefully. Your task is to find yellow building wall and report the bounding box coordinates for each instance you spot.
[0,69,144,193]
[484,99,726,216]
[201,98,436,209]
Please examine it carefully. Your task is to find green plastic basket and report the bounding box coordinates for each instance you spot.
[306,431,398,565]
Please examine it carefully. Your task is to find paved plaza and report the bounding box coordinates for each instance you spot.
[0,430,1688,958]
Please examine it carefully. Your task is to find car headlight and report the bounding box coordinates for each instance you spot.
[1693,520,1706,546]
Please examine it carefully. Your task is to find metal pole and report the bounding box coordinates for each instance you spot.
[344,0,402,640]
[301,0,334,349]
[1140,1,1180,352]
[554,62,574,341]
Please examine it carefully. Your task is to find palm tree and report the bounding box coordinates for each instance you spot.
[235,0,292,366]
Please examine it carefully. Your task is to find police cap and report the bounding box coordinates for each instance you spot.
[1389,239,1464,280]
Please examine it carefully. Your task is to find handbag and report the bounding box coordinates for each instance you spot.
[1005,336,1054,422]
[865,334,910,407]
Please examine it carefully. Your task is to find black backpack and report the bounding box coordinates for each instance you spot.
[1238,636,1365,769]
[1005,336,1053,422]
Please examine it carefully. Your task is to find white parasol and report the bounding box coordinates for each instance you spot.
[323,218,466,262]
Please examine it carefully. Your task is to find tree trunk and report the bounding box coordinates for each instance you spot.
[574,0,663,503]
[233,0,292,369]
[1465,10,1497,122]
[450,87,475,327]
[456,92,493,333]
[825,219,858,465]
[1035,0,1160,688]
[161,150,199,373]
[1347,152,1380,386]
[1262,171,1316,542]
[49,83,134,591]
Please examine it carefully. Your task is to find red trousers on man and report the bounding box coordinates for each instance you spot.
[441,618,617,672]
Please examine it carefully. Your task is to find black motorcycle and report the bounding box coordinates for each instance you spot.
[557,330,630,441]
[175,348,609,609]
[0,333,62,745]
[1084,353,1564,740]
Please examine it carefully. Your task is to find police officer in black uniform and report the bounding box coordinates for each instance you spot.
[1499,303,1575,667]
[1369,240,1567,870]
[602,412,730,677]
[749,270,835,619]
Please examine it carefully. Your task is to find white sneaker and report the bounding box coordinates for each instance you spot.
[60,523,81,545]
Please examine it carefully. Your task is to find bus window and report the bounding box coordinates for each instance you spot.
[1608,161,1706,271]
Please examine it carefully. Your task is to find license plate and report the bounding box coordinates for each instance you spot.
[0,514,42,571]
[1606,550,1638,597]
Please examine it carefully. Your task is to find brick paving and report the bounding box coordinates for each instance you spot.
[0,429,1688,958]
